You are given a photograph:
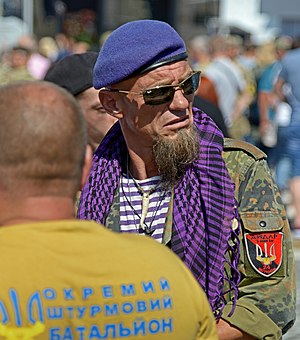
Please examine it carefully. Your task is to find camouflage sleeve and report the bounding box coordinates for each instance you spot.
[222,138,296,339]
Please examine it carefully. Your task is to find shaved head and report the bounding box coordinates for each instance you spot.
[0,81,87,197]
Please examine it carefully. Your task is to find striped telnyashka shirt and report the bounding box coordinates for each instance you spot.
[120,174,171,242]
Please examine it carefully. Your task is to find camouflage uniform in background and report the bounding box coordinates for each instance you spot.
[222,138,296,339]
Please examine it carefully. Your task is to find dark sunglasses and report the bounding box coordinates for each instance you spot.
[100,71,201,106]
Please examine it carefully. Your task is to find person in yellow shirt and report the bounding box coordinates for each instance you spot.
[0,80,217,339]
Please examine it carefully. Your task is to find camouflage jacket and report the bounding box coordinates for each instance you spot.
[104,138,296,339]
[221,138,296,339]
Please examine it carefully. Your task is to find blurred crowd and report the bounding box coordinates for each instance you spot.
[0,33,91,83]
[1,30,300,236]
[189,33,300,237]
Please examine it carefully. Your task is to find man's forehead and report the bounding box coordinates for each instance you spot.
[148,60,192,75]
[134,61,193,86]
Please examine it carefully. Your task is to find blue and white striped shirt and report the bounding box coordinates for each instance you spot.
[120,175,171,242]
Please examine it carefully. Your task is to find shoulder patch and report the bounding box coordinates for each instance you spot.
[245,232,283,277]
[223,138,266,161]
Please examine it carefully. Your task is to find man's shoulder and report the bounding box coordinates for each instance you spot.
[223,138,266,161]
[222,139,268,194]
[285,48,300,61]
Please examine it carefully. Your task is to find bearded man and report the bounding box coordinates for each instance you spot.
[77,20,295,339]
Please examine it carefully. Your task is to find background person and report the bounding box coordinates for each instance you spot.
[0,80,217,339]
[257,36,292,182]
[275,37,300,237]
[44,52,117,152]
[77,20,296,339]
[188,34,229,137]
[202,35,249,138]
[0,46,35,84]
[17,34,52,79]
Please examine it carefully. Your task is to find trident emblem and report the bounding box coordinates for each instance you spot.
[256,242,276,266]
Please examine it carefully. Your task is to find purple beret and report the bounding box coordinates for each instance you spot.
[93,20,187,89]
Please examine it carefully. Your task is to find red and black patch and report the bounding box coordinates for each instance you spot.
[245,232,283,277]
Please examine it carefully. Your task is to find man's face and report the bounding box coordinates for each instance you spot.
[10,50,29,68]
[77,87,117,151]
[113,61,195,148]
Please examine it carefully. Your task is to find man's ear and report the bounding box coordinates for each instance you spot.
[80,144,93,189]
[99,91,123,119]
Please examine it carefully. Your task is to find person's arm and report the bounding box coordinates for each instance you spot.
[257,65,279,136]
[257,91,271,135]
[217,318,255,339]
[274,77,286,102]
[222,139,296,339]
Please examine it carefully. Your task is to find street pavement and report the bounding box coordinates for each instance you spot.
[283,241,300,339]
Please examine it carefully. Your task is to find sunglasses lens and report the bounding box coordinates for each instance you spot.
[142,72,201,105]
[182,72,200,95]
[143,88,175,105]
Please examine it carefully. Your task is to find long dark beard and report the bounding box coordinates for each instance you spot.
[153,126,199,188]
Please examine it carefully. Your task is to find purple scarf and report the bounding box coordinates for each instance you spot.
[78,109,240,318]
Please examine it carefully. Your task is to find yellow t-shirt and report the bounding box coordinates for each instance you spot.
[0,220,217,339]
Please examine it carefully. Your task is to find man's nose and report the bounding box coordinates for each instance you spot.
[168,87,191,110]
